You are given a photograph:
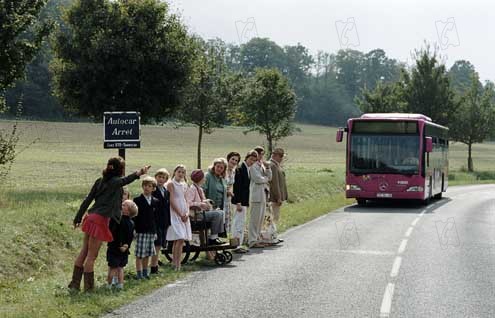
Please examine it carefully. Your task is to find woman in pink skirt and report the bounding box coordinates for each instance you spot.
[68,157,150,291]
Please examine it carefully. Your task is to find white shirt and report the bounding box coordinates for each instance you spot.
[144,195,152,205]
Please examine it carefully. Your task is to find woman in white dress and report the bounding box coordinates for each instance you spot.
[166,165,191,271]
[224,152,240,234]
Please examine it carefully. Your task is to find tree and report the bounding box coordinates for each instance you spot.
[334,49,365,99]
[401,46,457,125]
[5,0,74,119]
[450,75,495,172]
[356,81,406,113]
[362,49,401,90]
[176,38,232,169]
[0,0,51,94]
[448,60,478,96]
[52,0,194,122]
[233,68,297,155]
[239,38,286,75]
[0,0,51,177]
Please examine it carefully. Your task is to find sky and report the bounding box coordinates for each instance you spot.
[170,0,495,82]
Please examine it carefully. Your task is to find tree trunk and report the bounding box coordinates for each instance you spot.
[267,133,273,158]
[468,142,473,172]
[197,126,203,169]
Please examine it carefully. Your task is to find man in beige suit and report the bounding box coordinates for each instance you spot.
[248,147,272,248]
[269,148,288,243]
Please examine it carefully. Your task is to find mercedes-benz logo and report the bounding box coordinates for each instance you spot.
[379,182,388,191]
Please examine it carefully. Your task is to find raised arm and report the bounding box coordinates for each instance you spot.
[109,165,150,188]
[250,164,269,184]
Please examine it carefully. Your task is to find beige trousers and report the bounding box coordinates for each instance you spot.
[248,202,266,246]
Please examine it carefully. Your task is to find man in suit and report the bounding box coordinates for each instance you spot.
[248,146,272,248]
[269,148,288,243]
[231,150,258,253]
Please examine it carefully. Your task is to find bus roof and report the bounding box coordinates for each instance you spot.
[359,113,432,121]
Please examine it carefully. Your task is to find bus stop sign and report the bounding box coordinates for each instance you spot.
[103,112,140,149]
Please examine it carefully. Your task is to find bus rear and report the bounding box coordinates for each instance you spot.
[336,113,448,204]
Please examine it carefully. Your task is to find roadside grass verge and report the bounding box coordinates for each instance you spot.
[448,170,495,186]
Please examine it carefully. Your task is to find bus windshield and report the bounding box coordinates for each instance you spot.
[350,134,420,175]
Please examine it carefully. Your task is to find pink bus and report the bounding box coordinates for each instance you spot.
[336,113,449,205]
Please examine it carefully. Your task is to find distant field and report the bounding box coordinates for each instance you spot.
[0,120,493,317]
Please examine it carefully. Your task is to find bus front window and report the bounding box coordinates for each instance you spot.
[350,135,420,174]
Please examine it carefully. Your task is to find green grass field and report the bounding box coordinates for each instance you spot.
[0,120,494,317]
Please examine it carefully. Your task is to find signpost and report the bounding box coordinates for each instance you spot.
[103,111,141,160]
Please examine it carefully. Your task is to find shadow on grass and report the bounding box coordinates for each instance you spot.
[5,188,84,201]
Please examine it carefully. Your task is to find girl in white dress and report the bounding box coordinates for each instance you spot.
[166,165,191,270]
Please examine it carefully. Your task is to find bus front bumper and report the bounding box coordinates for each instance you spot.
[346,190,425,200]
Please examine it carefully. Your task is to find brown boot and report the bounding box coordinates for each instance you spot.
[68,265,84,291]
[83,272,95,292]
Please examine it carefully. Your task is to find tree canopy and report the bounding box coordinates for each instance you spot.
[233,68,297,155]
[52,0,194,121]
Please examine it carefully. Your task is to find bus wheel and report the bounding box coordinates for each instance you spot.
[356,199,366,206]
[434,192,442,199]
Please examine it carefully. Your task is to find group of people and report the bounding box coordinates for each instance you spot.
[67,146,288,291]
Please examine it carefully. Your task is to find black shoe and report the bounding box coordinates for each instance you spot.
[208,238,223,245]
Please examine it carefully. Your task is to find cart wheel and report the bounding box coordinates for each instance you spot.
[223,251,233,264]
[163,241,191,265]
[214,252,227,265]
[189,250,201,262]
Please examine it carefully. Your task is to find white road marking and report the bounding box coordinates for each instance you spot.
[411,217,421,226]
[334,250,395,256]
[397,239,408,254]
[380,283,395,317]
[390,257,402,278]
[405,227,413,237]
[379,212,422,316]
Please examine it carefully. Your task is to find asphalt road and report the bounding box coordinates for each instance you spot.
[105,184,495,318]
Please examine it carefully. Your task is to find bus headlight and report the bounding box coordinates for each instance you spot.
[346,184,362,191]
[406,186,424,192]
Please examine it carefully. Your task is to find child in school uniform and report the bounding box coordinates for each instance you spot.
[106,199,138,289]
[166,165,191,271]
[133,176,160,279]
[151,168,171,274]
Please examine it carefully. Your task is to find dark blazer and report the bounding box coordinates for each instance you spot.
[232,162,250,207]
[152,186,171,230]
[133,194,159,234]
[108,215,134,254]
